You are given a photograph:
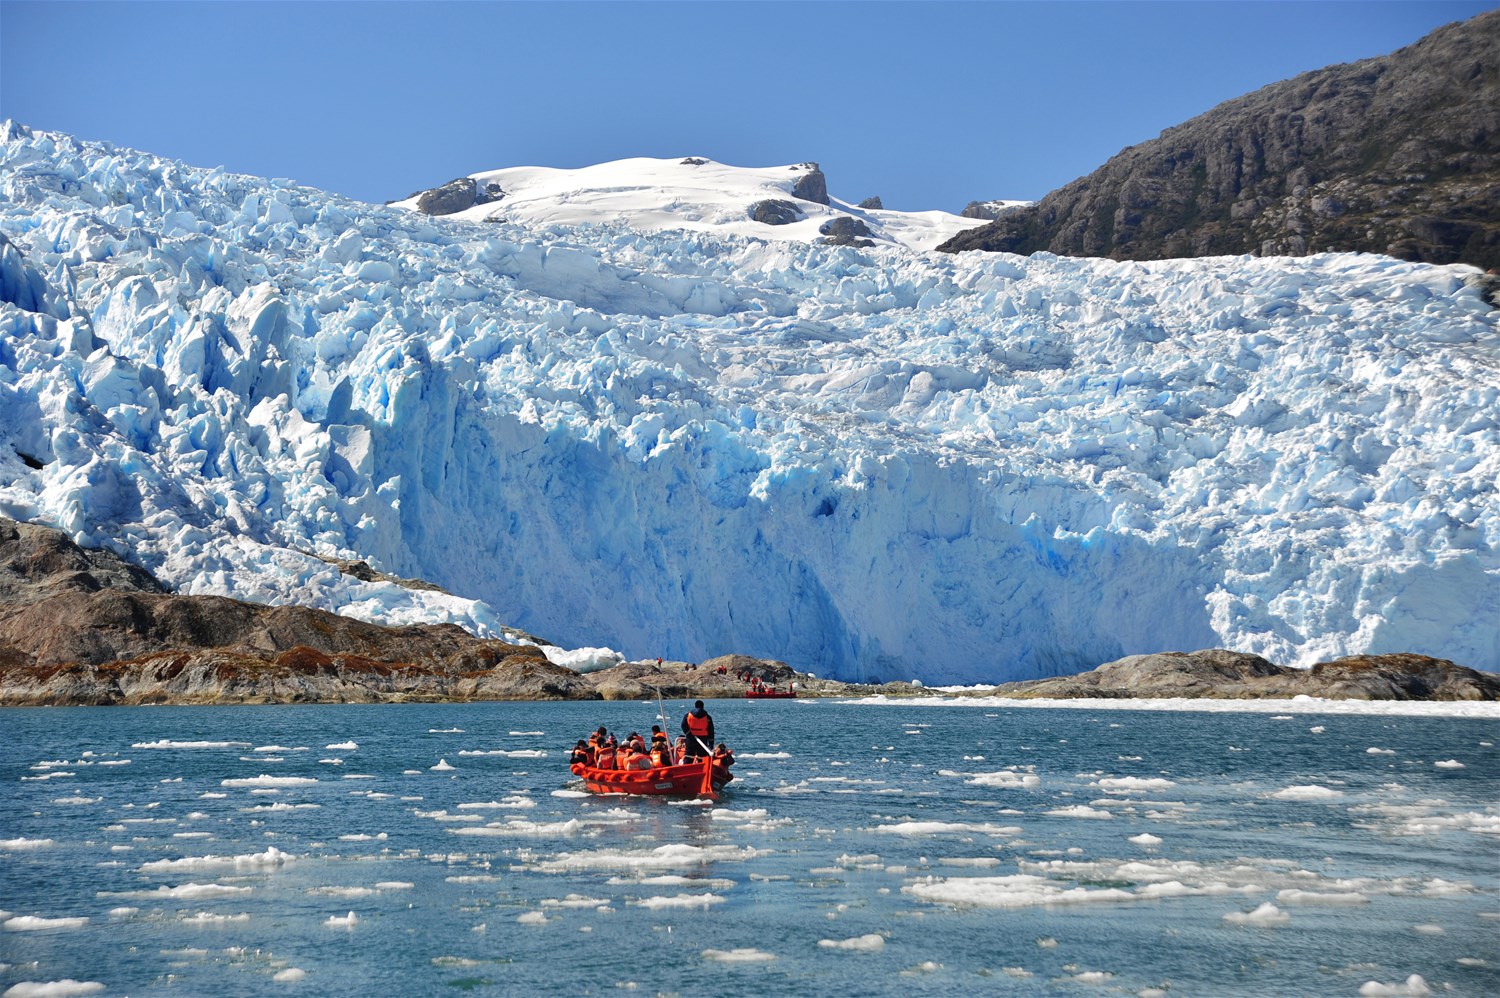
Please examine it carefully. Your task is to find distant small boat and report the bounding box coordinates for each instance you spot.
[569,758,733,797]
[744,688,796,699]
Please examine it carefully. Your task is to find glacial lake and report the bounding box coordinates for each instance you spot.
[2,699,1497,996]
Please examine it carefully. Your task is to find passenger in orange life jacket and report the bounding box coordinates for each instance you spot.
[672,735,687,764]
[712,742,735,768]
[681,700,714,760]
[598,737,619,769]
[649,742,670,767]
[570,741,590,766]
[625,745,653,770]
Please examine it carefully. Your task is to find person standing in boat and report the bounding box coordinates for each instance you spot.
[681,700,715,761]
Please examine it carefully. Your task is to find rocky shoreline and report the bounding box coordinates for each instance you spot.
[2,517,1495,706]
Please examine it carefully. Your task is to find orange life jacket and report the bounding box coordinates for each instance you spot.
[685,712,710,737]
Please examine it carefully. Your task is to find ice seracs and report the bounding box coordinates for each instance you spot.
[0,123,1496,685]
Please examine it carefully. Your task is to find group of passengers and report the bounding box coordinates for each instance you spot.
[570,719,734,772]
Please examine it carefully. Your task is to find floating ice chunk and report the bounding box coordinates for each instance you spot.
[536,844,763,872]
[430,760,455,771]
[907,875,1133,909]
[429,729,464,734]
[324,912,358,928]
[1037,938,1058,948]
[712,808,770,822]
[272,968,306,982]
[1367,748,1396,755]
[1223,902,1290,925]
[222,776,317,788]
[337,833,388,842]
[966,770,1040,789]
[457,798,535,810]
[107,907,138,917]
[509,731,545,737]
[1096,777,1175,792]
[1358,975,1432,996]
[1434,760,1465,769]
[1310,726,1326,734]
[874,821,1020,836]
[818,934,885,951]
[132,741,250,750]
[740,752,791,759]
[1275,889,1368,905]
[49,797,100,805]
[1045,806,1114,819]
[3,916,89,931]
[632,894,725,909]
[516,911,548,925]
[456,750,546,758]
[0,838,54,850]
[702,948,775,963]
[180,912,250,925]
[1,982,105,997]
[540,895,610,911]
[1128,834,1163,846]
[138,847,293,873]
[609,875,735,890]
[326,742,358,750]
[1412,924,1444,935]
[1067,971,1113,983]
[1002,967,1033,978]
[375,882,414,890]
[1268,785,1343,801]
[106,884,251,900]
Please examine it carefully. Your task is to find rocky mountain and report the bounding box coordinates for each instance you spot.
[940,10,1500,270]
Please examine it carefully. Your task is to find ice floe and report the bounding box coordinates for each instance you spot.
[818,933,886,951]
[702,948,775,963]
[1268,784,1343,801]
[3,916,89,931]
[1,982,106,997]
[1358,974,1432,996]
[1223,902,1290,925]
[221,775,318,788]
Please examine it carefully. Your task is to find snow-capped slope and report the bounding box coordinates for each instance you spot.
[1,123,1496,682]
[392,157,989,252]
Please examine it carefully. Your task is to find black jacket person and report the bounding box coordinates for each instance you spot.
[681,700,715,760]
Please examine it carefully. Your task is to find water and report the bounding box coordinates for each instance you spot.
[1,700,1496,996]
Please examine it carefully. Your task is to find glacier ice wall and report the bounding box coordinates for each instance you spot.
[1,124,1496,682]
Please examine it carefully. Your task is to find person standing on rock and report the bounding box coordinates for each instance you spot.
[681,700,714,761]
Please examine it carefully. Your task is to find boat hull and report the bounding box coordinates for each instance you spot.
[569,759,733,797]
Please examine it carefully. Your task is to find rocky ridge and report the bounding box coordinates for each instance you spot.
[940,11,1500,269]
[985,649,1500,701]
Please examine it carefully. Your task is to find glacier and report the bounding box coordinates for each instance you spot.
[0,122,1496,683]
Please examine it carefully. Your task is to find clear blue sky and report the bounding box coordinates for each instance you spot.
[2,1,1493,212]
